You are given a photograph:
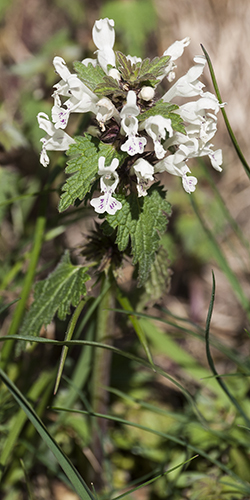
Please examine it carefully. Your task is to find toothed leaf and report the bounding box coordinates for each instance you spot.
[74,61,106,93]
[94,75,126,98]
[20,251,90,337]
[115,52,170,87]
[103,184,171,286]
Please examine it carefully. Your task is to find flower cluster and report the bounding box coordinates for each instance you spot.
[37,18,223,215]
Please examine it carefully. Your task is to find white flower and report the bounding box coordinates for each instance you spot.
[90,192,122,215]
[162,55,206,102]
[90,156,122,215]
[92,18,116,72]
[53,57,96,101]
[143,115,173,159]
[96,97,120,131]
[164,37,191,61]
[120,91,147,155]
[120,90,140,118]
[37,112,75,167]
[132,158,154,197]
[52,57,98,129]
[98,156,120,192]
[155,150,198,194]
[162,36,190,82]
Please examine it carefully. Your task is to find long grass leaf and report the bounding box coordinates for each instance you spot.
[0,334,198,411]
[205,272,250,427]
[0,371,53,480]
[112,455,198,500]
[54,298,86,395]
[117,288,155,369]
[0,368,95,500]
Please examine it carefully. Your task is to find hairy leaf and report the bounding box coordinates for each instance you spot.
[104,184,172,286]
[20,251,90,337]
[115,52,170,88]
[58,135,123,212]
[138,55,170,81]
[73,61,106,93]
[137,247,172,309]
[116,51,134,81]
[94,75,126,99]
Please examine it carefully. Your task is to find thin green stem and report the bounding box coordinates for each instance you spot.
[54,298,86,395]
[205,272,250,428]
[201,44,250,180]
[91,271,115,489]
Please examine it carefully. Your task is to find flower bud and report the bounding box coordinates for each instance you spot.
[108,68,121,81]
[139,86,155,101]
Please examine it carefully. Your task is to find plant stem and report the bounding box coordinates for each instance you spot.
[90,270,115,490]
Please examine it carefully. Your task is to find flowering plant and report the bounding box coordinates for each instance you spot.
[36,17,223,287]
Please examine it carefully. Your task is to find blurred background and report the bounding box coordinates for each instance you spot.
[1,1,250,498]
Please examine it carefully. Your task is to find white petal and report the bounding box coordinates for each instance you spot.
[45,130,75,151]
[133,158,154,179]
[164,37,190,61]
[121,135,147,156]
[96,47,116,72]
[81,58,97,67]
[92,18,115,50]
[120,91,139,118]
[209,149,223,171]
[121,115,138,136]
[37,112,55,136]
[90,192,122,215]
[182,174,198,193]
[96,97,117,125]
[51,105,70,129]
[53,56,71,81]
[40,146,50,167]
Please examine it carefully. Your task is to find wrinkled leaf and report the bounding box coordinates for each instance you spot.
[104,184,171,286]
[20,251,90,337]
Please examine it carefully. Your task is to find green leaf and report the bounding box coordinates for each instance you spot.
[94,75,126,99]
[73,60,106,93]
[20,251,90,337]
[116,51,134,81]
[138,99,186,134]
[136,247,172,309]
[0,368,94,500]
[138,54,170,82]
[115,52,170,88]
[104,184,172,286]
[58,135,124,212]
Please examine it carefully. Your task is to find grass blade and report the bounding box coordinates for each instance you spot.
[54,298,86,395]
[0,368,95,500]
[205,271,250,427]
[201,44,250,180]
[112,455,198,500]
